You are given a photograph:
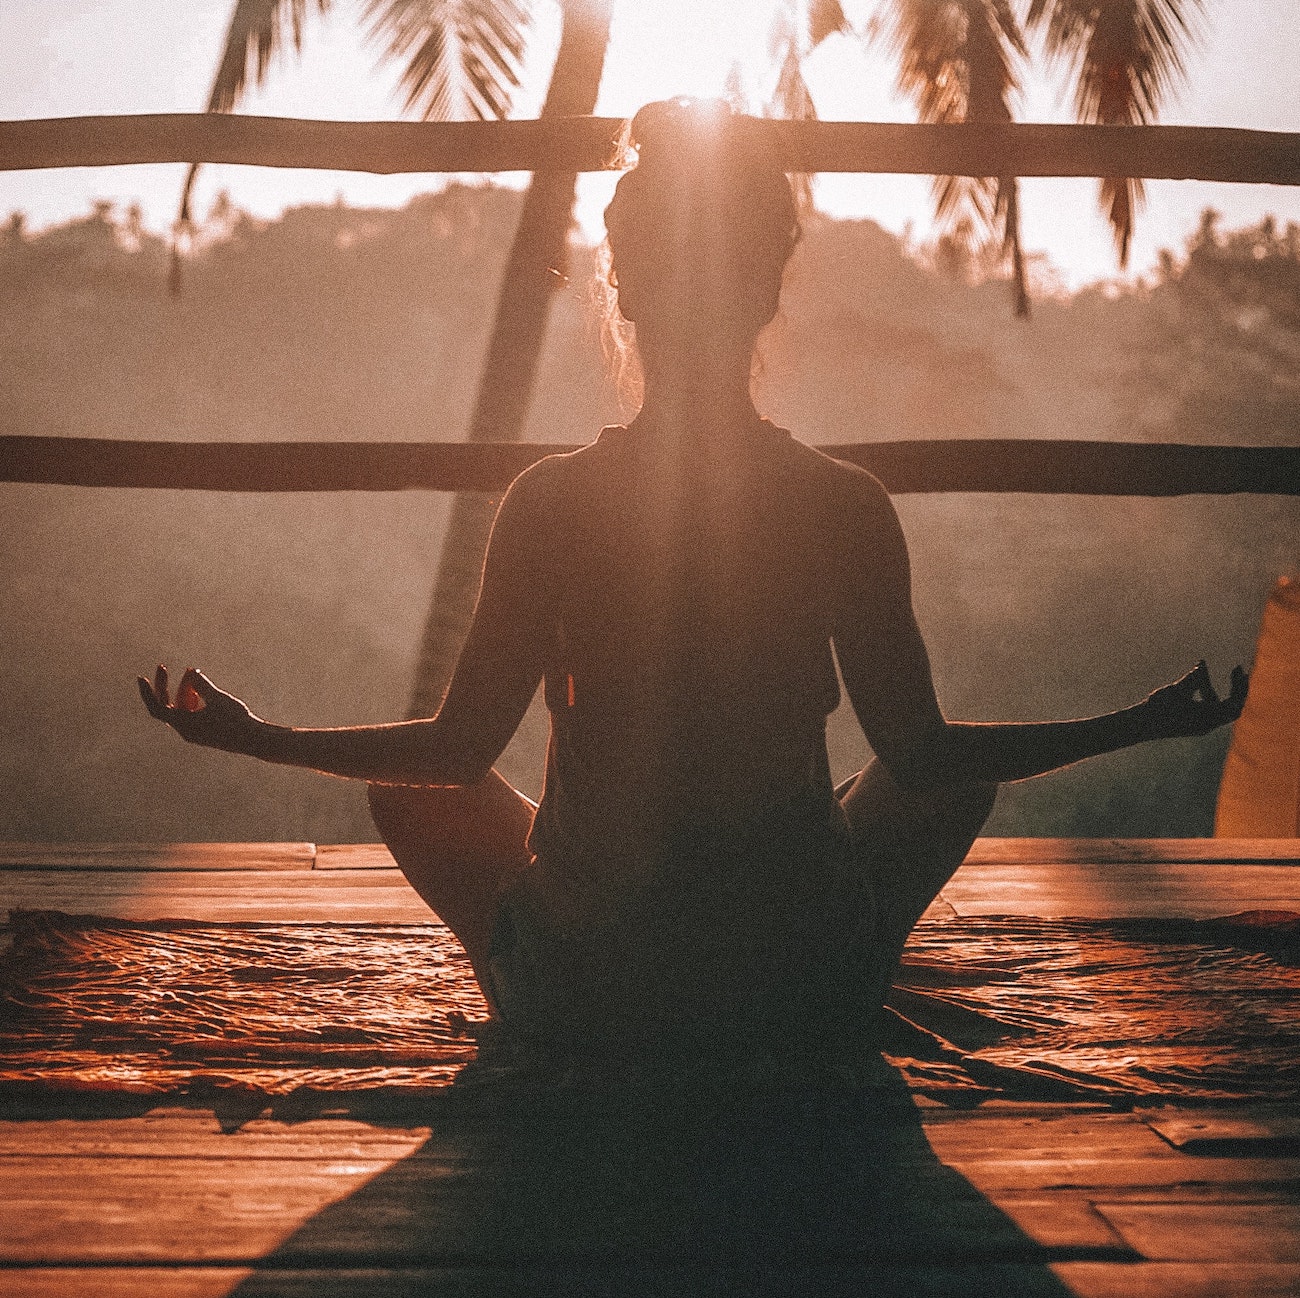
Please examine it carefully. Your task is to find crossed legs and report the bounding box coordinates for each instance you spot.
[368,760,997,1020]
[838,757,997,1006]
[366,771,534,1012]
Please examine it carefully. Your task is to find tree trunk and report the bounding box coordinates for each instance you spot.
[406,0,613,719]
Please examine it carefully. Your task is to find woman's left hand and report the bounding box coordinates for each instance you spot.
[138,664,263,756]
[1143,661,1250,740]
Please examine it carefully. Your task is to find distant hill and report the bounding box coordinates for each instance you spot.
[2,189,1296,841]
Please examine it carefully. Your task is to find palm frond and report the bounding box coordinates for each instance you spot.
[363,0,532,122]
[890,0,1024,127]
[773,43,817,122]
[764,1,846,215]
[175,0,330,288]
[771,47,817,213]
[808,0,851,47]
[206,0,332,114]
[889,0,1029,313]
[1026,0,1204,265]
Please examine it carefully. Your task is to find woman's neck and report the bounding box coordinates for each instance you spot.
[636,346,761,438]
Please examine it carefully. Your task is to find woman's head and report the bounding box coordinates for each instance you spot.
[603,99,800,363]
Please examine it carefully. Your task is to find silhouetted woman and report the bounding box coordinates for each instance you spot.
[141,99,1247,1072]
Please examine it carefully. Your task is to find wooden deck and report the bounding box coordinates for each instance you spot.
[2,838,1298,1297]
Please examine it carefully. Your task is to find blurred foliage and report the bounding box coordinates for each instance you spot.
[1132,211,1300,443]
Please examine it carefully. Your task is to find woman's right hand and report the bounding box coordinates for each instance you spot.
[1142,661,1249,740]
[138,664,264,756]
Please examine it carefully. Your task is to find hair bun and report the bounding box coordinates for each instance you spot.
[627,98,735,167]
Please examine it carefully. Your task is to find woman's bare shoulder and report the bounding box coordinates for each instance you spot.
[503,430,610,498]
[780,434,897,523]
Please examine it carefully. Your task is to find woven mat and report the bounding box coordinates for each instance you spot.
[2,909,1297,1108]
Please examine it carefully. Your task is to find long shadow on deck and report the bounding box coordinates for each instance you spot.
[225,1068,1103,1297]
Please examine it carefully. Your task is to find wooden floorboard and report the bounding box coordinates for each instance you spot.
[966,839,1300,865]
[941,861,1300,918]
[1052,1263,1300,1298]
[2,839,1298,923]
[316,837,1300,871]
[0,868,436,923]
[13,1264,1300,1298]
[0,843,315,872]
[0,1112,432,1160]
[1092,1203,1300,1263]
[2,842,1298,1293]
[315,845,395,871]
[1146,1110,1300,1153]
[1,1113,1297,1289]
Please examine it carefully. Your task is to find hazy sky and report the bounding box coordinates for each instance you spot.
[4,0,1300,287]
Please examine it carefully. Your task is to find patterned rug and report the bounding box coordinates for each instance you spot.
[2,908,1297,1108]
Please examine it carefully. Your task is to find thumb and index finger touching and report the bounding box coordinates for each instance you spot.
[137,663,211,724]
[1182,658,1251,725]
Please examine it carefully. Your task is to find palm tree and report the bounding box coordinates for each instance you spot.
[174,1,533,283]
[740,2,1202,319]
[1025,0,1205,268]
[407,0,611,718]
[763,1,853,211]
[886,0,1202,316]
[888,0,1031,314]
[176,0,612,720]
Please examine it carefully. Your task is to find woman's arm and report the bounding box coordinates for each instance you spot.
[139,467,551,786]
[831,470,1248,791]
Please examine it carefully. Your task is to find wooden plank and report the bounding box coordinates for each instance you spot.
[924,1115,1180,1164]
[1053,1262,1300,1298]
[0,868,437,924]
[0,1155,404,1263]
[1081,1186,1300,1206]
[5,436,1299,497]
[0,1113,430,1161]
[4,838,1290,873]
[0,843,315,872]
[0,1153,1036,1264]
[5,115,1300,185]
[942,862,1300,919]
[931,1155,1300,1193]
[1147,1111,1300,1154]
[24,1264,1300,1298]
[6,860,1297,921]
[985,1194,1131,1252]
[966,839,1300,865]
[0,113,626,176]
[0,1112,1177,1167]
[1093,1203,1300,1262]
[6,1146,1296,1265]
[316,845,396,871]
[0,1272,253,1298]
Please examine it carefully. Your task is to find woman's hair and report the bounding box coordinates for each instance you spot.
[598,99,801,407]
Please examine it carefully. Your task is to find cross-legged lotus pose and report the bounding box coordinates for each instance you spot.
[141,100,1247,1072]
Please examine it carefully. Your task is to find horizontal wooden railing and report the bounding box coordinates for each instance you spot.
[4,115,1298,500]
[3,115,1300,184]
[3,436,1297,495]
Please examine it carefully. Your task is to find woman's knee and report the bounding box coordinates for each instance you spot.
[367,775,535,871]
[842,760,996,828]
[955,779,998,825]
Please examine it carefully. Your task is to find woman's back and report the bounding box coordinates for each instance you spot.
[521,416,870,889]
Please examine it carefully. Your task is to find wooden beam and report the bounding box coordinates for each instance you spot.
[0,842,315,871]
[3,115,1300,184]
[2,435,1297,496]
